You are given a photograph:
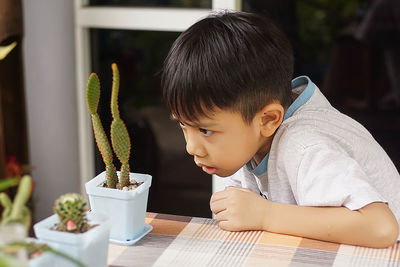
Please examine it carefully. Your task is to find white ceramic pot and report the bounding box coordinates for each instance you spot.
[26,238,55,267]
[0,223,27,265]
[28,252,54,267]
[33,211,110,267]
[85,171,152,245]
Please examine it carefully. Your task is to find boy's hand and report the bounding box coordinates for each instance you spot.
[210,187,269,231]
[211,187,399,247]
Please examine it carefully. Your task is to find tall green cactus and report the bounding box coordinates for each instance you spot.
[86,73,118,188]
[85,63,132,189]
[0,175,32,230]
[110,63,131,188]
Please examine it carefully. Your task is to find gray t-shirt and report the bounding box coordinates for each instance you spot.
[223,76,400,239]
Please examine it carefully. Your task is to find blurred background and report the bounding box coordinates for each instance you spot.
[1,0,399,224]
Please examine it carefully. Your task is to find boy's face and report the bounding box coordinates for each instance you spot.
[174,108,270,177]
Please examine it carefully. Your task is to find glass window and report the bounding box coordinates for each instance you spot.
[87,1,400,218]
[88,0,211,8]
[243,0,400,170]
[90,29,212,217]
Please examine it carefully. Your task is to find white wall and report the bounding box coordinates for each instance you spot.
[23,0,80,221]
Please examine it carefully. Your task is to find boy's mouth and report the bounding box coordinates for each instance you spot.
[201,166,217,175]
[196,162,217,175]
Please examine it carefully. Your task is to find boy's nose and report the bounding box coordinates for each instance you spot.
[186,136,206,157]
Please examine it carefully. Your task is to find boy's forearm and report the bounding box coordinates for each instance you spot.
[264,201,399,248]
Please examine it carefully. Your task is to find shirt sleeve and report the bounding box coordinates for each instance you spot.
[220,168,260,193]
[222,174,242,188]
[294,144,387,210]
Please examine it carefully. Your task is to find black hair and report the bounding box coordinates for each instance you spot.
[161,11,294,124]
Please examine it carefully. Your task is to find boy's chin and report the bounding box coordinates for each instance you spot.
[214,169,238,178]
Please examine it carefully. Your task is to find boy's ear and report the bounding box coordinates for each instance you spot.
[256,103,284,137]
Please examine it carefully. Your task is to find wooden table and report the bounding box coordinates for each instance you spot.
[107,213,400,266]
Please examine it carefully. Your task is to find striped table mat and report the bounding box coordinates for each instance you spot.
[108,213,400,267]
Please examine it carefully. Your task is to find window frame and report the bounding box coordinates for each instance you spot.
[74,0,240,193]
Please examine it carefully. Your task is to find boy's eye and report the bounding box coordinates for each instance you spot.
[199,128,213,136]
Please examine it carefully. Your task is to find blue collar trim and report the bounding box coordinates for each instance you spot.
[283,76,315,120]
[246,76,315,176]
[246,154,269,176]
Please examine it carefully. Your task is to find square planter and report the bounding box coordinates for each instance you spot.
[0,223,28,265]
[85,171,152,245]
[33,211,110,267]
[29,251,54,267]
[26,238,55,267]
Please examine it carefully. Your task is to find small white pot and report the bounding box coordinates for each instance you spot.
[0,223,28,265]
[29,252,54,267]
[33,211,110,267]
[27,238,55,267]
[85,171,152,245]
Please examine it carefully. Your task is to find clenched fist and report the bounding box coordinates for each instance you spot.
[210,186,270,231]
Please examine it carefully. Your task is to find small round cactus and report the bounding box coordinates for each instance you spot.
[53,193,89,233]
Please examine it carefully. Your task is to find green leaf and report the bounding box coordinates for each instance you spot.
[0,178,20,191]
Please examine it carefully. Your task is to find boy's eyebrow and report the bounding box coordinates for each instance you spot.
[169,114,217,128]
[193,122,218,128]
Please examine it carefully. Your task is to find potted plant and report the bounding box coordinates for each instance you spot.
[84,63,152,245]
[2,238,84,267]
[0,175,31,266]
[0,176,79,267]
[33,193,110,267]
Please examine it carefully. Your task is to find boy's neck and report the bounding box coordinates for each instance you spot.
[252,92,301,167]
[253,137,273,165]
[252,90,302,166]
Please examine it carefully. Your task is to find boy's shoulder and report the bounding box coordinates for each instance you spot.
[273,86,374,155]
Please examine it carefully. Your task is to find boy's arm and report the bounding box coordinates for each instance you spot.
[210,187,399,248]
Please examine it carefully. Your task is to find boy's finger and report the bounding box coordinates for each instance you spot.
[210,190,229,203]
[225,186,252,192]
[210,200,227,214]
[225,186,239,191]
[218,220,238,231]
[215,209,228,222]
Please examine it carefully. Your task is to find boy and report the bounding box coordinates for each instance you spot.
[161,11,400,248]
